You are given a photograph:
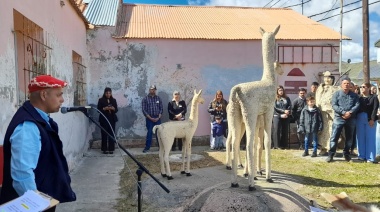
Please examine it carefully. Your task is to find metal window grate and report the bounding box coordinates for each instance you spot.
[72,51,87,106]
[13,9,52,105]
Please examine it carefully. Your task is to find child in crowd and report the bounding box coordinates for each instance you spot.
[298,96,323,157]
[212,116,225,150]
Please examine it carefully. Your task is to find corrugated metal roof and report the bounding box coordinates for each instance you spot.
[114,4,350,40]
[84,0,120,26]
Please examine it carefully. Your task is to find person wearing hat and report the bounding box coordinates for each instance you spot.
[168,90,187,151]
[97,87,118,154]
[0,75,76,210]
[142,85,163,153]
[326,77,360,163]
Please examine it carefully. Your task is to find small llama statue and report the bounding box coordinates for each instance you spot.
[154,89,204,180]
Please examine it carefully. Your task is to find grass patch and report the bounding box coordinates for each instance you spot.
[116,149,380,211]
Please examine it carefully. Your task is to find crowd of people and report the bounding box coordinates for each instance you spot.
[137,77,380,164]
[281,77,379,163]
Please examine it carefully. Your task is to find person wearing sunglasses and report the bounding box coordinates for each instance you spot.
[356,83,379,163]
[326,77,359,163]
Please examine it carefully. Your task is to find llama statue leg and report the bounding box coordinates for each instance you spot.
[263,112,274,183]
[244,115,264,180]
[185,137,192,176]
[225,132,232,170]
[162,135,174,180]
[257,115,264,176]
[159,144,167,177]
[237,126,245,168]
[163,149,173,180]
[156,127,167,178]
[226,122,244,170]
[226,102,244,170]
[180,138,187,174]
[242,109,258,191]
[230,129,241,188]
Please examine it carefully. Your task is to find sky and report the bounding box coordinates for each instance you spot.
[123,0,380,63]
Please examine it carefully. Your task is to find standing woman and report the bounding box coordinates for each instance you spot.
[207,90,228,150]
[272,86,292,149]
[168,90,187,151]
[97,87,118,154]
[356,83,379,163]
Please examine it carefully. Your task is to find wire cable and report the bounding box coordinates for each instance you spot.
[284,0,312,8]
[264,0,277,7]
[279,0,292,8]
[318,0,338,21]
[317,0,380,22]
[270,0,283,8]
[308,0,361,18]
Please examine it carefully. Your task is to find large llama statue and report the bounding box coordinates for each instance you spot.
[228,25,282,191]
[154,89,204,180]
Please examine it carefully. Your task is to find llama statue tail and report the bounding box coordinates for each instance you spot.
[230,86,241,103]
[153,125,162,147]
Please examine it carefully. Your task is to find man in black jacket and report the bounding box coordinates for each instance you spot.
[292,88,307,149]
[0,75,76,211]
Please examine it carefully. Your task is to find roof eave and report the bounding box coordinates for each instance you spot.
[375,39,380,47]
[68,0,90,29]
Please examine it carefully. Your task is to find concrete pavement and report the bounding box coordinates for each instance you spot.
[56,146,315,212]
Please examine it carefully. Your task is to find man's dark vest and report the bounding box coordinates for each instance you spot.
[0,101,76,204]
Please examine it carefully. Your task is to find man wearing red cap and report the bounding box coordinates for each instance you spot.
[0,75,76,211]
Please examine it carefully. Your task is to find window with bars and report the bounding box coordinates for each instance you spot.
[277,45,339,64]
[13,9,52,106]
[72,51,87,106]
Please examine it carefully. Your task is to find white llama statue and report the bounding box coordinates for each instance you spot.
[154,89,204,180]
[226,62,282,177]
[228,25,282,191]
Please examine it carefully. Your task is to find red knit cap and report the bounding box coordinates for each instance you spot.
[28,75,68,93]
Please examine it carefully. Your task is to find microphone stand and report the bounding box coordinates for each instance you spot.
[80,110,170,212]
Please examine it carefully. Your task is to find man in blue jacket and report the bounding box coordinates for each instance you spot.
[0,75,76,211]
[326,77,360,163]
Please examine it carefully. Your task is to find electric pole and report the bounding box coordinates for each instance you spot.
[363,0,370,83]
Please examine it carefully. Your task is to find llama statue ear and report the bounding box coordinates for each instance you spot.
[259,27,265,36]
[273,25,280,36]
[194,89,198,95]
[198,89,202,95]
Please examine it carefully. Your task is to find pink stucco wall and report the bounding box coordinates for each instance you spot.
[87,27,340,140]
[0,0,90,170]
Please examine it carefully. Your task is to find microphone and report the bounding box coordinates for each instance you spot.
[61,106,92,114]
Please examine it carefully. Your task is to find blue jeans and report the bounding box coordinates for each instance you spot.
[304,132,318,153]
[328,117,356,156]
[214,135,224,148]
[145,116,161,150]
